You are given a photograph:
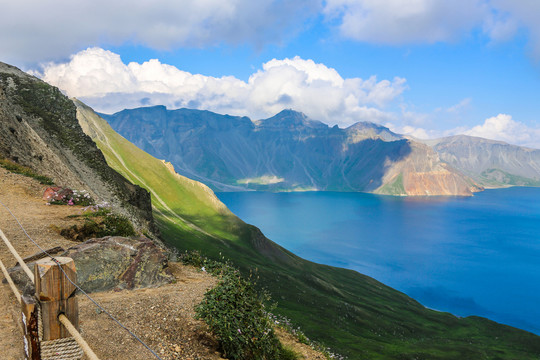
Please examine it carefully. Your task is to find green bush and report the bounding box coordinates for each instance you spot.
[183,252,298,360]
[100,213,136,237]
[60,213,136,242]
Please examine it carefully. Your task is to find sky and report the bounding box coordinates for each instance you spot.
[2,0,540,148]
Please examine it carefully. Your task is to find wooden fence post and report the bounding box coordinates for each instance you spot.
[21,294,40,360]
[34,257,79,341]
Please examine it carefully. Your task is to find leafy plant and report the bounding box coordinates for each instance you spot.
[183,252,298,360]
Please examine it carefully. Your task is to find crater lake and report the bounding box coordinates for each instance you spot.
[217,187,540,335]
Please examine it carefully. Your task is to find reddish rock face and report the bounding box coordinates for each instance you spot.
[42,187,74,202]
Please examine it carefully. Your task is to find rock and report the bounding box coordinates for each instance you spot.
[42,187,73,202]
[4,246,66,297]
[6,236,174,295]
[63,236,174,292]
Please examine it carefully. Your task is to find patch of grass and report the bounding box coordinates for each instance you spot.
[376,172,405,195]
[271,314,343,360]
[0,157,54,185]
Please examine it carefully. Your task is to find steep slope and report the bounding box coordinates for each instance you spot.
[78,101,540,359]
[425,135,540,187]
[0,62,154,233]
[101,107,478,196]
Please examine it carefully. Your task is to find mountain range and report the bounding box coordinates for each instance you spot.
[2,61,540,359]
[101,106,540,197]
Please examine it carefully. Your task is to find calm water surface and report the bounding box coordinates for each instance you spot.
[217,187,540,335]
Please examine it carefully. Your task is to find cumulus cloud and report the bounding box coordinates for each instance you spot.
[464,114,540,148]
[39,48,405,126]
[0,0,319,66]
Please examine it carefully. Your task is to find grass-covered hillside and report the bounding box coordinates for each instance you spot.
[76,99,540,359]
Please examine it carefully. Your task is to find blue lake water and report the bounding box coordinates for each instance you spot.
[217,188,540,335]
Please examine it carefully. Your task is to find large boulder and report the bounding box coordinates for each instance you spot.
[63,236,174,292]
[6,236,174,294]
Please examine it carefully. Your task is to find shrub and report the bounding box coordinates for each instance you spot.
[183,252,298,360]
[59,212,136,242]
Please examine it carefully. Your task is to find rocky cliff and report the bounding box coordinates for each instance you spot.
[101,107,479,196]
[0,62,155,233]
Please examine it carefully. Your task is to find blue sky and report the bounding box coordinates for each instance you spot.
[2,0,540,148]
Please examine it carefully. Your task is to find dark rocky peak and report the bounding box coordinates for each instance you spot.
[258,109,328,130]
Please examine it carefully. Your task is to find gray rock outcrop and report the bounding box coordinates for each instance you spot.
[6,236,174,295]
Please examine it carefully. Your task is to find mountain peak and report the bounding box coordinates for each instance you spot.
[346,121,402,142]
[259,109,327,130]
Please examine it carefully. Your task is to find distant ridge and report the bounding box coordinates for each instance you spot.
[424,135,540,187]
[100,106,480,196]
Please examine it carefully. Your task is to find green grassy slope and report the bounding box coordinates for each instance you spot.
[75,100,540,359]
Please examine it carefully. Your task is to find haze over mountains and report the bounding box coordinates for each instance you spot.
[102,105,540,196]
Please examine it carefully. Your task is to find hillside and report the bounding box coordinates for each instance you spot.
[77,101,540,359]
[101,107,479,196]
[0,62,155,234]
[424,135,540,187]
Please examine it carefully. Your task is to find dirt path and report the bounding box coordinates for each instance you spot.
[78,263,223,360]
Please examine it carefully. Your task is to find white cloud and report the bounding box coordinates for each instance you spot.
[464,114,540,148]
[322,0,540,59]
[389,125,432,139]
[488,0,540,59]
[0,0,320,66]
[323,0,487,44]
[5,0,540,68]
[39,48,406,126]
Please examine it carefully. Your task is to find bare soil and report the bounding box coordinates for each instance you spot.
[0,167,326,360]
